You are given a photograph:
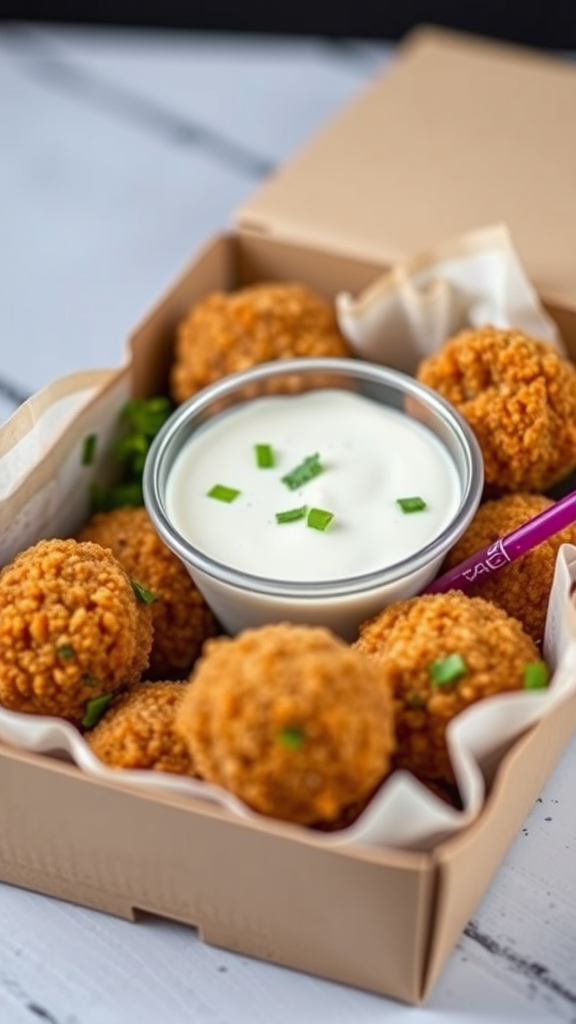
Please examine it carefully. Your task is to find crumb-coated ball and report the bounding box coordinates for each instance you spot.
[354,591,541,786]
[443,492,576,646]
[176,622,395,826]
[170,282,352,404]
[0,539,153,720]
[77,506,218,677]
[85,681,198,775]
[416,326,576,493]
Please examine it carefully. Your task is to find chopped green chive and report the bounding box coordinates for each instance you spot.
[397,496,427,513]
[524,661,549,690]
[130,579,157,604]
[81,674,99,687]
[307,507,335,532]
[255,443,275,469]
[281,453,323,490]
[112,433,149,474]
[89,480,144,513]
[111,397,174,475]
[81,692,114,729]
[429,653,467,686]
[275,505,308,524]
[81,433,97,467]
[277,725,305,750]
[56,644,75,660]
[120,396,173,439]
[86,395,174,513]
[207,484,240,503]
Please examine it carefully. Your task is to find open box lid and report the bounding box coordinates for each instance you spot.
[237,26,576,312]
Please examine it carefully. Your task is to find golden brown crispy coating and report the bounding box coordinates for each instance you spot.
[443,492,576,646]
[170,282,352,404]
[86,681,198,774]
[416,326,576,493]
[310,782,383,832]
[176,622,395,826]
[0,539,152,720]
[77,506,218,678]
[354,591,540,785]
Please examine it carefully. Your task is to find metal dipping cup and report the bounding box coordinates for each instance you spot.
[143,357,484,640]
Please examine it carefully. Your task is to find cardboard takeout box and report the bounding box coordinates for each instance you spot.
[2,27,576,1006]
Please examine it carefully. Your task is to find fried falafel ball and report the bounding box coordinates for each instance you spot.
[416,326,576,494]
[170,282,352,404]
[354,591,541,786]
[0,538,153,721]
[176,622,395,827]
[77,506,218,678]
[443,492,576,647]
[85,681,198,775]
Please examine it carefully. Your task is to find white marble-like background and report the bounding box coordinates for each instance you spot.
[1,23,575,1024]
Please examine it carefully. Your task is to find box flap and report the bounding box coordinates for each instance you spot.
[237,26,576,311]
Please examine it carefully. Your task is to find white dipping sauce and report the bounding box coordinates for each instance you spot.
[165,389,461,583]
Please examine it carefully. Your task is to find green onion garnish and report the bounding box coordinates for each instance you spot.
[208,484,240,503]
[275,505,308,524]
[120,396,173,439]
[277,725,305,750]
[255,444,274,469]
[130,579,157,604]
[281,453,323,490]
[397,496,427,513]
[81,434,97,466]
[86,396,174,514]
[524,661,549,690]
[81,674,99,687]
[56,644,75,660]
[429,653,467,686]
[89,480,144,514]
[112,433,149,474]
[81,692,114,729]
[307,507,334,532]
[111,397,174,475]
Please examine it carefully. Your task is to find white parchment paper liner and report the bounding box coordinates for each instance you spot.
[0,370,119,503]
[336,224,563,373]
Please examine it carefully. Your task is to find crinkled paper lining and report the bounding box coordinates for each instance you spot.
[0,548,575,852]
[1,231,576,851]
[335,224,563,373]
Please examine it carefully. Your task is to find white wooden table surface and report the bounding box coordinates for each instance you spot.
[0,23,575,1024]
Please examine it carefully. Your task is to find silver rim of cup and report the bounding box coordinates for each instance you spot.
[143,357,484,599]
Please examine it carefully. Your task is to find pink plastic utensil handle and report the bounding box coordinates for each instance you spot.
[423,489,576,595]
